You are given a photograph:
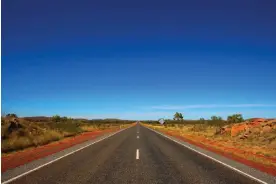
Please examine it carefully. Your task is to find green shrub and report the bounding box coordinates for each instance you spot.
[52,115,61,122]
[227,114,244,123]
[6,114,18,118]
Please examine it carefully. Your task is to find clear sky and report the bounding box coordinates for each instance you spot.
[2,0,276,120]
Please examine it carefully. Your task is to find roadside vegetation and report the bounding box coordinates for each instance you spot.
[142,112,276,168]
[1,114,132,153]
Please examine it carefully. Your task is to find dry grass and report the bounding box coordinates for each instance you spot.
[80,125,99,132]
[1,129,64,153]
[2,117,133,153]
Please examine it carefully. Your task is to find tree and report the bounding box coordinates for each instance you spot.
[179,113,184,120]
[173,112,180,120]
[173,112,183,120]
[52,115,61,122]
[199,118,205,123]
[211,116,218,121]
[217,116,223,121]
[227,114,244,123]
[6,113,18,118]
[211,116,223,121]
[210,116,224,126]
[211,116,222,121]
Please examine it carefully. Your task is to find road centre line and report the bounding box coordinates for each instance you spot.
[136,149,139,159]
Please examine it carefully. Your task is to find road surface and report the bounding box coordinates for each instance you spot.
[2,124,274,184]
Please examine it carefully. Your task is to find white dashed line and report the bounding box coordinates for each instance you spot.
[137,135,139,139]
[136,149,139,159]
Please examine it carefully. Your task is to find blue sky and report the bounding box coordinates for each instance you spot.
[2,0,276,120]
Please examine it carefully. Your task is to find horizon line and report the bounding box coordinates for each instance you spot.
[151,104,276,110]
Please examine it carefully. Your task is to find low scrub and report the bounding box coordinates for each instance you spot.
[1,115,132,153]
[189,124,208,132]
[2,130,63,153]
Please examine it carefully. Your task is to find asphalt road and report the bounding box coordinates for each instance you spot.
[3,124,272,184]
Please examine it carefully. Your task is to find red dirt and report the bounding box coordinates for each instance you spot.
[162,130,276,176]
[2,128,119,172]
[231,124,248,136]
[188,135,276,162]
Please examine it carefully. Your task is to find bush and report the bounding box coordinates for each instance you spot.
[52,115,61,122]
[227,114,244,123]
[6,114,18,118]
[211,116,223,121]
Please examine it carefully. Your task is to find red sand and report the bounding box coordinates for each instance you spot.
[162,130,276,176]
[2,128,119,172]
